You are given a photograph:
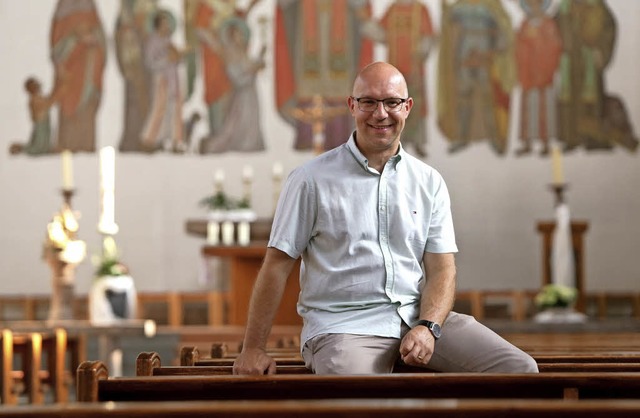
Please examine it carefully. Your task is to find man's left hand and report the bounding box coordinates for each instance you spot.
[399,326,435,366]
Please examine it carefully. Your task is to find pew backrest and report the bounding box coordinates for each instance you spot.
[7,398,640,417]
[77,360,640,402]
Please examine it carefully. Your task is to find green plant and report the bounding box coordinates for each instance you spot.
[199,191,236,210]
[93,236,129,278]
[199,191,252,210]
[535,284,577,310]
[95,257,128,277]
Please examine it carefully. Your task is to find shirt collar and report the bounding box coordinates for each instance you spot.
[347,132,404,172]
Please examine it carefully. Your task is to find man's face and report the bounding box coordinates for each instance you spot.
[348,71,413,154]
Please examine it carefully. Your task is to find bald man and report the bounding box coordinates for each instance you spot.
[233,62,537,375]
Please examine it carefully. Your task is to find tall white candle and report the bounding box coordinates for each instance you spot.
[100,146,115,191]
[242,165,253,202]
[206,221,220,246]
[61,150,74,190]
[272,162,283,180]
[237,221,250,246]
[272,162,284,212]
[214,169,225,193]
[551,144,564,185]
[242,165,253,182]
[221,220,234,246]
[99,146,118,234]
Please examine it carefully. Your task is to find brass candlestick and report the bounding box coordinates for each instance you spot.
[45,188,86,322]
[549,183,568,207]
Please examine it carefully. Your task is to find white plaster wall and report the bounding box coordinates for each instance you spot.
[0,0,638,297]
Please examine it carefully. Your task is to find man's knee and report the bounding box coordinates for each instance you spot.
[514,353,539,373]
[493,351,539,373]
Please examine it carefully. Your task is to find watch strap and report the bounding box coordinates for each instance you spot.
[414,319,441,339]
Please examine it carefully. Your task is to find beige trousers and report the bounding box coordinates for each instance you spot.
[302,312,538,374]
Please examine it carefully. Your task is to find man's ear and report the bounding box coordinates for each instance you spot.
[405,97,414,113]
[347,96,357,115]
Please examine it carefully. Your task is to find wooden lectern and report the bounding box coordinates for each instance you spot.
[201,244,302,326]
[536,221,589,312]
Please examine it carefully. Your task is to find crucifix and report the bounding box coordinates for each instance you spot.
[287,95,349,154]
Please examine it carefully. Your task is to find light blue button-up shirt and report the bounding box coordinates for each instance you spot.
[269,134,458,346]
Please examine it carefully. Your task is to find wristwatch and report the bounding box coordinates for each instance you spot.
[414,319,442,340]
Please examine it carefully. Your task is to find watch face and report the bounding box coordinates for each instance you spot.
[431,323,442,339]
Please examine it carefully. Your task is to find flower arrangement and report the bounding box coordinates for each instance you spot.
[534,284,577,310]
[199,191,232,211]
[93,236,129,278]
[199,191,250,211]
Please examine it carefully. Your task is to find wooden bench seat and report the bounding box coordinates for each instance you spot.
[5,398,640,417]
[137,351,311,376]
[536,363,640,372]
[502,332,640,352]
[534,353,640,363]
[78,360,640,401]
[178,345,640,373]
[179,345,302,367]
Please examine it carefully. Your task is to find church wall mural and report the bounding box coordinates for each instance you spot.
[1,0,639,297]
[8,0,637,159]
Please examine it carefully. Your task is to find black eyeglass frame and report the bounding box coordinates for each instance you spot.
[350,96,410,113]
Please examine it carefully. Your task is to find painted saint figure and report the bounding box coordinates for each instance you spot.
[437,0,516,155]
[50,0,106,153]
[198,17,266,154]
[186,0,260,140]
[9,78,56,156]
[140,10,188,153]
[115,0,158,152]
[555,0,637,152]
[360,0,435,157]
[515,0,562,156]
[275,0,373,152]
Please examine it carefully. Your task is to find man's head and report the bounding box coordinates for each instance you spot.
[348,62,413,155]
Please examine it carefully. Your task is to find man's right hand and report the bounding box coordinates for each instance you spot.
[232,347,277,375]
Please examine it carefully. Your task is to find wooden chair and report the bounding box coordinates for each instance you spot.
[1,329,41,404]
[1,328,85,404]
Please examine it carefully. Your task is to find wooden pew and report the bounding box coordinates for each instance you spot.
[153,350,640,376]
[179,345,640,373]
[536,363,640,372]
[534,353,640,363]
[502,332,640,353]
[5,399,640,417]
[77,360,640,402]
[137,352,311,376]
[180,345,302,367]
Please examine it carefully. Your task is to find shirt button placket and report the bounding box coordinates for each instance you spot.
[378,172,394,295]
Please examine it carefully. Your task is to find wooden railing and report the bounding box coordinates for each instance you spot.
[2,290,639,325]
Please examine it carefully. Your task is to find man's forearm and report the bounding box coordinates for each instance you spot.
[241,249,297,350]
[419,253,456,324]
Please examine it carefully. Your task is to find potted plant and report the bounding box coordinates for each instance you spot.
[89,236,137,325]
[533,284,586,323]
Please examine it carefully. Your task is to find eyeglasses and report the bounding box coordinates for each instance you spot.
[351,97,408,113]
